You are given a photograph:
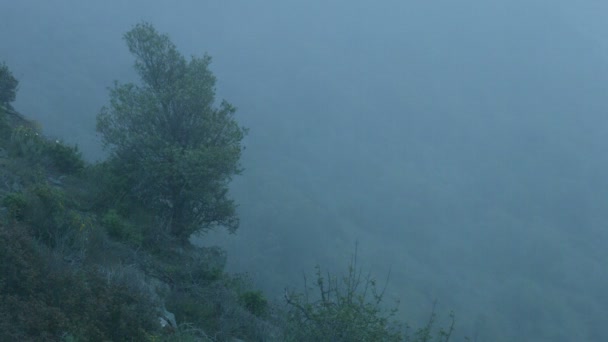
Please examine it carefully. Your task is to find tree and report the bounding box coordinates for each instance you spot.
[97,22,246,242]
[0,62,19,107]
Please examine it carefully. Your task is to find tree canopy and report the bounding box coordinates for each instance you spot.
[97,22,246,242]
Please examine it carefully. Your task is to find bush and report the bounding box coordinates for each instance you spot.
[46,140,85,175]
[0,224,71,341]
[284,255,403,342]
[52,266,161,341]
[81,160,133,214]
[6,124,84,175]
[0,106,10,146]
[239,290,269,318]
[9,125,46,160]
[283,248,456,342]
[102,209,143,246]
[0,223,160,341]
[0,62,18,106]
[24,183,68,246]
[2,192,27,221]
[0,224,47,297]
[21,184,92,258]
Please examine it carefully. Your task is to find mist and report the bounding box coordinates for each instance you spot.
[3,1,608,340]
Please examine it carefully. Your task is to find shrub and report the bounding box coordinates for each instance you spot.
[0,106,10,146]
[0,224,68,340]
[239,290,269,318]
[0,224,46,297]
[6,124,84,175]
[102,209,143,246]
[0,62,18,106]
[9,125,46,160]
[284,256,403,342]
[0,223,160,341]
[22,184,92,258]
[81,160,133,215]
[45,140,85,174]
[283,248,457,342]
[2,192,27,221]
[24,183,68,246]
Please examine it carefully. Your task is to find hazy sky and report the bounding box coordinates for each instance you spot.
[2,1,608,340]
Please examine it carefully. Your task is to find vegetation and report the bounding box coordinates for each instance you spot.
[97,22,247,243]
[0,61,18,106]
[284,248,455,342]
[0,28,461,341]
[0,106,10,144]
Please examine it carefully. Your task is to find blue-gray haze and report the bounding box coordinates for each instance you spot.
[2,1,607,340]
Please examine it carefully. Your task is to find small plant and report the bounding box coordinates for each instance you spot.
[102,209,142,246]
[9,125,46,160]
[284,247,403,342]
[2,192,28,221]
[0,62,18,107]
[239,290,268,317]
[284,246,457,342]
[0,106,10,146]
[46,140,85,174]
[24,184,91,252]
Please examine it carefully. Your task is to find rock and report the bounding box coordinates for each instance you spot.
[159,306,177,331]
[47,175,66,186]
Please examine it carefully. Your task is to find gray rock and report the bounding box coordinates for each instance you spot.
[159,306,177,330]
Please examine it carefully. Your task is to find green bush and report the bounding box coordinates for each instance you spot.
[82,160,133,214]
[25,183,68,245]
[0,106,10,146]
[22,184,92,254]
[102,209,143,246]
[239,290,268,317]
[9,125,46,160]
[48,267,160,341]
[0,62,18,106]
[2,192,27,221]
[6,124,84,175]
[0,225,73,340]
[284,260,403,342]
[0,224,46,297]
[0,223,160,341]
[284,249,456,342]
[46,140,85,174]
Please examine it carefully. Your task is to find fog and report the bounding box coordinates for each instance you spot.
[3,1,608,340]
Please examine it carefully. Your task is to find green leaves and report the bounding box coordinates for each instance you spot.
[284,252,403,342]
[2,192,27,221]
[97,22,246,242]
[239,290,269,317]
[0,62,18,106]
[284,250,457,342]
[124,22,187,97]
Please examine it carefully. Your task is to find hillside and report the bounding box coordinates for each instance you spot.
[0,54,456,341]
